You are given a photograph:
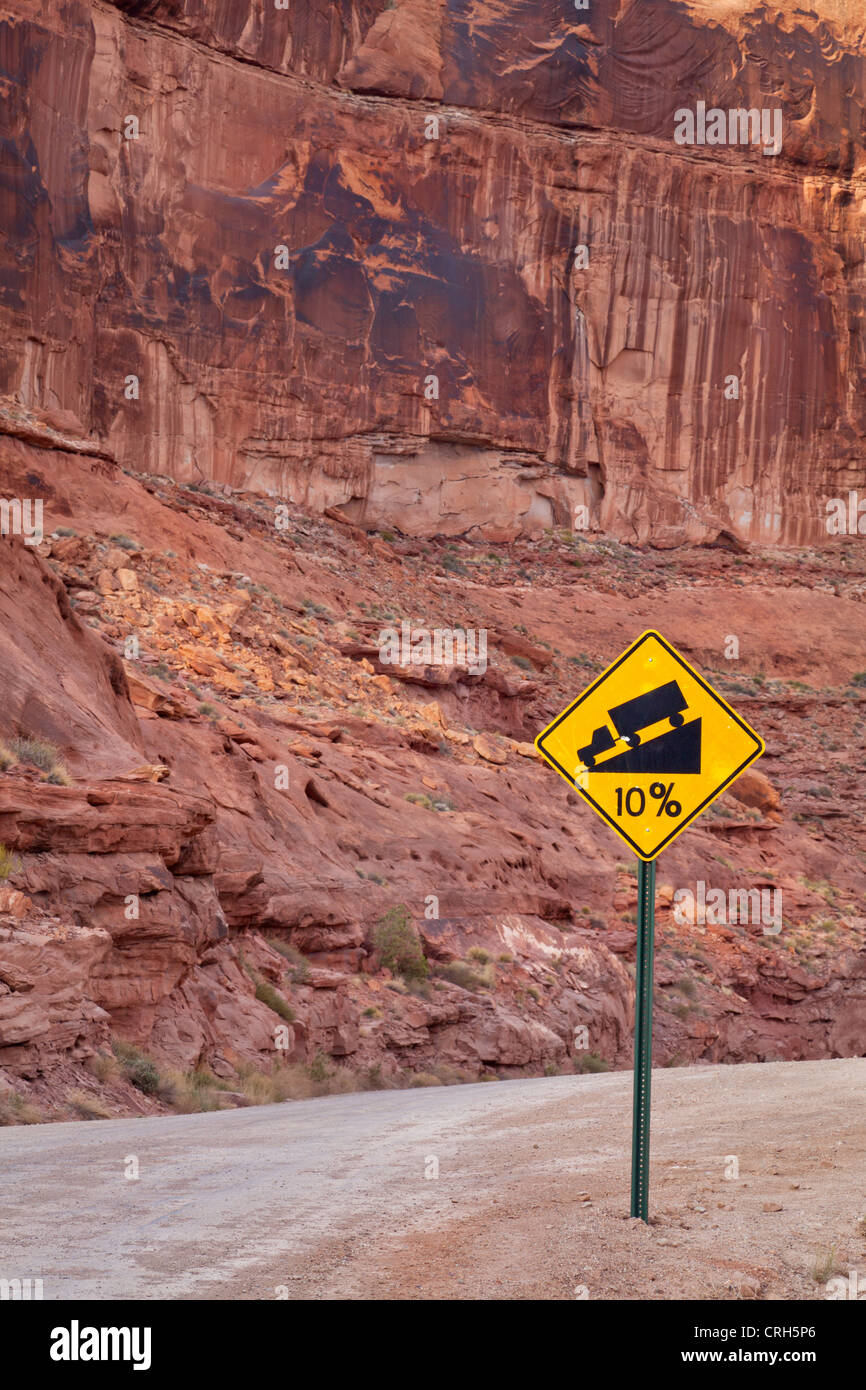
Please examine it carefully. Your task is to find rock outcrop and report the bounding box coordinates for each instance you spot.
[1,2,865,1121]
[0,440,864,1119]
[1,1,864,543]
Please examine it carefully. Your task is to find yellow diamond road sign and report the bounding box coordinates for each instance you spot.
[535,630,765,861]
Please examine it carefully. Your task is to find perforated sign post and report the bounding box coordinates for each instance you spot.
[535,630,764,1221]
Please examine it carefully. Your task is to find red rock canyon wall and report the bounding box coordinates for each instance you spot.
[1,0,865,542]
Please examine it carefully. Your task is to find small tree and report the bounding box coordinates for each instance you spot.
[373,905,428,982]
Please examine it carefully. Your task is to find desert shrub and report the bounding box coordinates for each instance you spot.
[237,949,255,983]
[0,845,20,880]
[812,1245,839,1282]
[373,905,428,981]
[86,1050,122,1083]
[68,1090,113,1121]
[255,980,295,1023]
[157,1068,223,1113]
[405,978,433,1000]
[112,1039,161,1094]
[232,1060,356,1104]
[128,1059,160,1094]
[296,1053,359,1098]
[8,736,70,783]
[364,1063,388,1090]
[429,1064,471,1085]
[308,1051,332,1083]
[9,736,58,771]
[0,1092,43,1126]
[573,1052,611,1074]
[437,960,491,992]
[44,767,71,785]
[269,939,311,984]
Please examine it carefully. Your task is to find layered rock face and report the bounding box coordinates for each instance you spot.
[0,439,864,1115]
[0,489,641,1092]
[1,1,864,543]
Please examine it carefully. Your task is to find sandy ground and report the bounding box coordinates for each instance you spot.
[0,1058,863,1301]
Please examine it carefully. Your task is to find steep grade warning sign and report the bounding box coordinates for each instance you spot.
[534,630,765,860]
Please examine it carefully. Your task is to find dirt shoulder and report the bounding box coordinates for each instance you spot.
[243,1058,866,1301]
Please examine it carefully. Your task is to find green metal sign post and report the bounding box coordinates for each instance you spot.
[534,630,765,1221]
[630,856,656,1222]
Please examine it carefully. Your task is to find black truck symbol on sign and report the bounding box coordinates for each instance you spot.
[578,680,688,769]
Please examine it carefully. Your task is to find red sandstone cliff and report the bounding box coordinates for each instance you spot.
[1,0,864,544]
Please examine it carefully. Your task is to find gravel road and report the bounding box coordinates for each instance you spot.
[1,1058,863,1300]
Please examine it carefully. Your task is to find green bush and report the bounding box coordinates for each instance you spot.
[112,1038,161,1094]
[255,980,295,1023]
[128,1058,160,1094]
[573,1052,611,1074]
[441,553,467,575]
[373,905,428,982]
[308,1051,332,1083]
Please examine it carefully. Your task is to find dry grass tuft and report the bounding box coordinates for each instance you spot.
[68,1089,114,1121]
[0,1091,44,1126]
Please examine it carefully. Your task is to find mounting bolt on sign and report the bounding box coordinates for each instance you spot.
[535,630,765,1221]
